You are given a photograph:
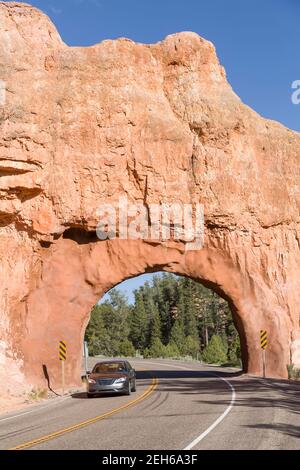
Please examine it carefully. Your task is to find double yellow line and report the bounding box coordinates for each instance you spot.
[10,376,157,450]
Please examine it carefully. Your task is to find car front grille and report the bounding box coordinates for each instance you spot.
[97,378,115,385]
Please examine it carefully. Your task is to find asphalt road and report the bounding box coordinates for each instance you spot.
[0,359,299,450]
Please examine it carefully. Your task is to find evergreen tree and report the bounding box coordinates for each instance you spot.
[149,307,161,345]
[146,337,165,358]
[182,335,200,358]
[152,273,179,344]
[164,342,180,358]
[228,333,241,365]
[177,278,199,339]
[202,335,228,364]
[100,292,130,354]
[169,318,186,355]
[128,291,148,351]
[85,303,114,356]
[141,283,161,346]
[119,339,136,357]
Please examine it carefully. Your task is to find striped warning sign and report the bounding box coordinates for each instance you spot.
[260,330,267,350]
[59,340,67,361]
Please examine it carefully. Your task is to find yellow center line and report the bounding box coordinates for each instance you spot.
[9,376,158,451]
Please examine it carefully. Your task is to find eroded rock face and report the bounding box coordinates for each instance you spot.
[1,2,300,394]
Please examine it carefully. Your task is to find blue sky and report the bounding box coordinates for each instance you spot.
[106,273,157,304]
[9,0,299,301]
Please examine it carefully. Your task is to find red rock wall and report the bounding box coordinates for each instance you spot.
[0,2,300,394]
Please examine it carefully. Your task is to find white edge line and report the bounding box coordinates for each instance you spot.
[184,374,236,450]
[135,360,236,450]
[0,395,71,423]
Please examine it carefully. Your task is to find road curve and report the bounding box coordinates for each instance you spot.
[0,359,299,450]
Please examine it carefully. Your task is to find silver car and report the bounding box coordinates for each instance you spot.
[86,360,136,398]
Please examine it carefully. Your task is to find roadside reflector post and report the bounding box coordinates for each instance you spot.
[59,340,67,395]
[84,340,89,375]
[61,361,65,395]
[260,330,267,378]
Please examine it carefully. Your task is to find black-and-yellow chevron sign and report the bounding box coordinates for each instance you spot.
[59,340,67,361]
[260,330,267,350]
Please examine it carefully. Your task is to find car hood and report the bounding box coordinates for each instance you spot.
[89,373,128,380]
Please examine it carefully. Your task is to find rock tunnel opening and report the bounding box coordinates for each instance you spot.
[84,271,245,374]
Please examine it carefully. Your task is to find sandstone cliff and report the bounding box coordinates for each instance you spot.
[0,2,300,394]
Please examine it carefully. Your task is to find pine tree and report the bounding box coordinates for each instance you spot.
[85,303,116,356]
[119,339,136,357]
[164,342,180,358]
[228,333,241,365]
[147,337,165,358]
[152,273,179,344]
[149,306,162,345]
[183,335,200,358]
[202,334,228,364]
[178,278,199,339]
[128,291,148,351]
[141,283,161,346]
[169,318,186,355]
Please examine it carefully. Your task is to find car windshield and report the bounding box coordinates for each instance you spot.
[92,362,127,374]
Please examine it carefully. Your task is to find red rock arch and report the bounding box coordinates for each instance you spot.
[17,236,290,389]
[0,3,299,394]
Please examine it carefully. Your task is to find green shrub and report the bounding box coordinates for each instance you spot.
[287,363,300,380]
[119,339,135,357]
[202,334,228,364]
[164,342,180,358]
[27,388,48,402]
[182,335,200,359]
[146,338,166,358]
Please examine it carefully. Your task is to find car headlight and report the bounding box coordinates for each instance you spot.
[114,377,126,384]
[88,378,96,384]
